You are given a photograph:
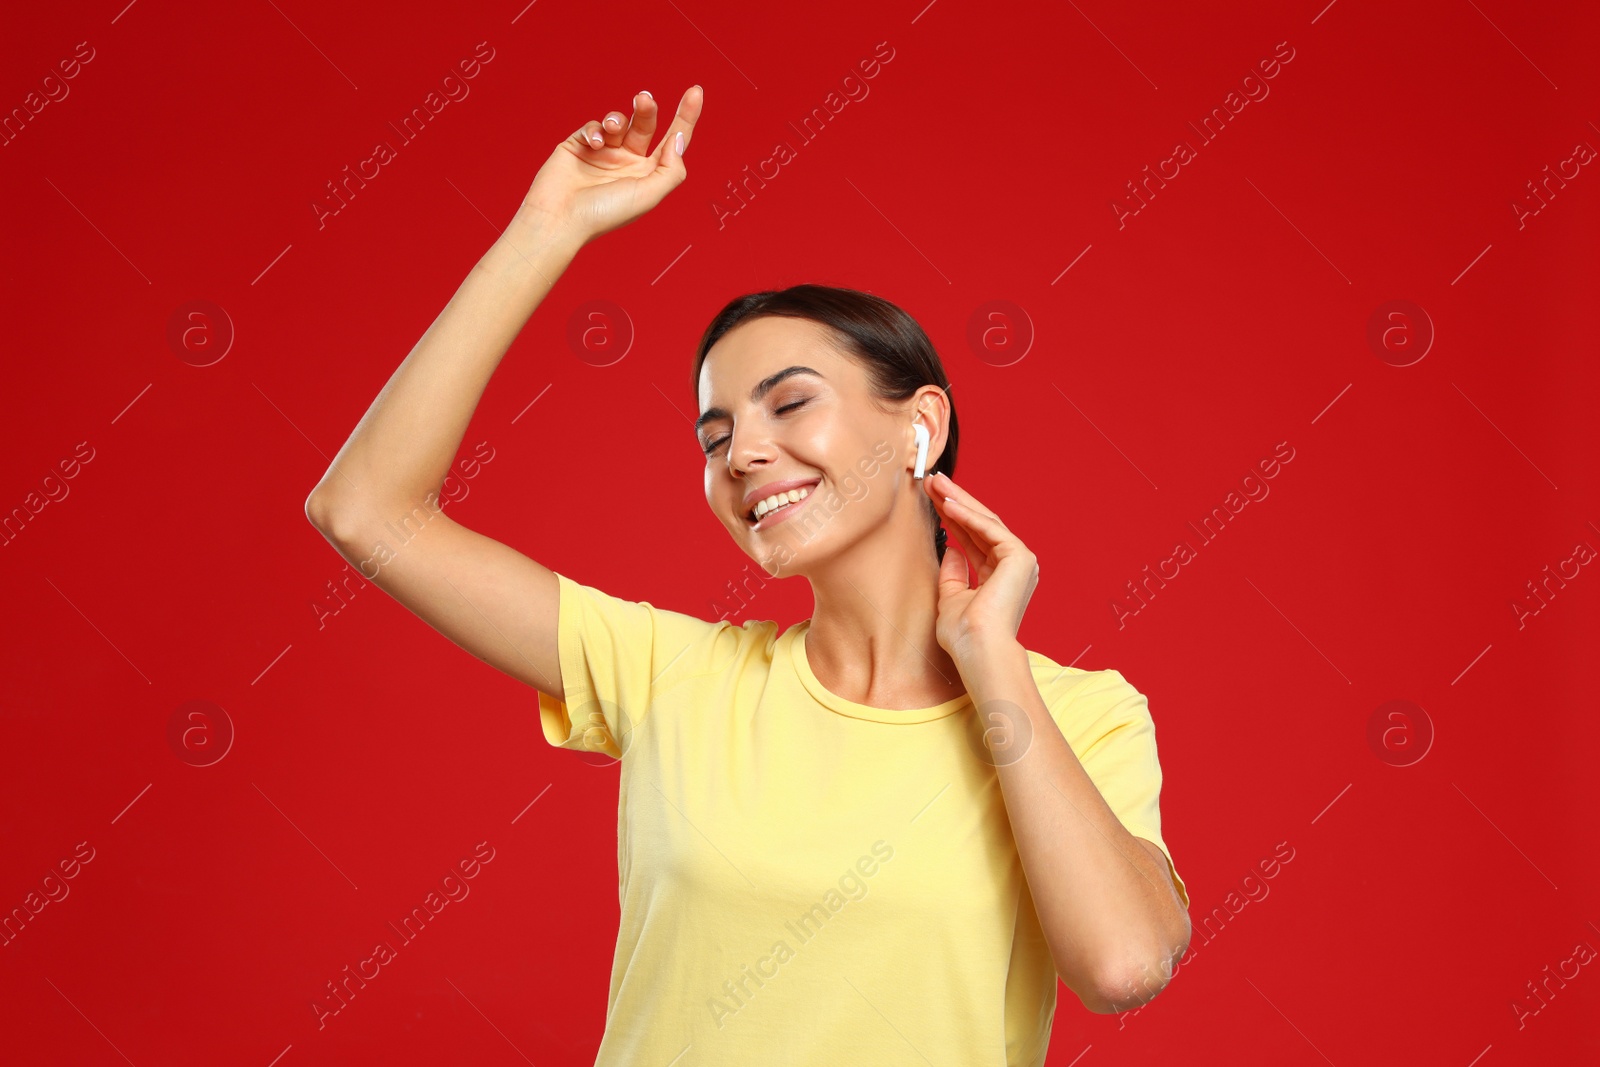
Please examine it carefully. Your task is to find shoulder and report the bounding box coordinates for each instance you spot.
[688,612,786,677]
[1022,651,1151,752]
[739,616,784,660]
[1022,650,1144,709]
[553,570,783,678]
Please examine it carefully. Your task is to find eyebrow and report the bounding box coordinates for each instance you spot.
[695,365,825,435]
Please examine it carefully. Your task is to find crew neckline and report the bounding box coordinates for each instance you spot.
[789,621,972,724]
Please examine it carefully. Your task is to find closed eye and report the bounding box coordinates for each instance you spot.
[701,399,809,456]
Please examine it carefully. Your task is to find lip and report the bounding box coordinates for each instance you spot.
[742,476,822,513]
[743,477,821,530]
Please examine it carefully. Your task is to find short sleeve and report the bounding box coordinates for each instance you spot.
[537,571,734,758]
[1048,668,1189,910]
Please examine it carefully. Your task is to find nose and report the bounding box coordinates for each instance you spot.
[726,422,775,477]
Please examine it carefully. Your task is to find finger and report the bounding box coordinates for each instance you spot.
[635,85,704,201]
[942,500,1034,591]
[649,84,704,164]
[572,120,603,150]
[927,487,990,575]
[938,531,971,594]
[600,109,628,148]
[941,497,1014,556]
[621,90,656,155]
[924,474,965,531]
[941,508,990,584]
[925,478,995,553]
[931,472,1000,525]
[934,485,1021,564]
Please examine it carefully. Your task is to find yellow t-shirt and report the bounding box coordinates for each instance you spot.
[537,571,1188,1066]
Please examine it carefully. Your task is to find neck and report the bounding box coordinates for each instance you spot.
[801,516,963,711]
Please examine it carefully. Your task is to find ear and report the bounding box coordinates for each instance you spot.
[909,385,951,473]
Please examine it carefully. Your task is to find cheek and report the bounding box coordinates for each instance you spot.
[799,414,867,469]
[705,466,731,500]
[707,472,745,527]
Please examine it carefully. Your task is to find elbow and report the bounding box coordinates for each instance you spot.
[1086,965,1172,1014]
[1082,934,1188,1014]
[1057,956,1166,1015]
[305,486,363,545]
[304,486,338,533]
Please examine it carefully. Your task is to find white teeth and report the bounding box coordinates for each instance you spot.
[750,485,812,521]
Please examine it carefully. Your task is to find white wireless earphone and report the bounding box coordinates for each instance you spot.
[913,421,930,480]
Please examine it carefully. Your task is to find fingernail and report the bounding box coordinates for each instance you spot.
[676,131,686,155]
[639,90,652,98]
[605,116,618,128]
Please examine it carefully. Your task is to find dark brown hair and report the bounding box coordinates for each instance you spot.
[690,284,959,563]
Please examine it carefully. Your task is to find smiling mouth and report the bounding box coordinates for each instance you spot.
[745,482,819,530]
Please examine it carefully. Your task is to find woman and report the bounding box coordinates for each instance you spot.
[306,84,1190,1065]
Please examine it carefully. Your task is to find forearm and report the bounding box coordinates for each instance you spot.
[307,208,583,526]
[959,640,1188,1010]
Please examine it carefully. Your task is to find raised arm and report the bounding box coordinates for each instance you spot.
[305,85,704,701]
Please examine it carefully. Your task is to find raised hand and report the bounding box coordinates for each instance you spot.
[522,85,704,246]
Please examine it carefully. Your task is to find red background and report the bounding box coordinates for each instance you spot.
[3,0,1597,1063]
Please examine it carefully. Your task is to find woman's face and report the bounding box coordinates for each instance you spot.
[697,316,923,576]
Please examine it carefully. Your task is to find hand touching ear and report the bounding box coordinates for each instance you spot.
[924,472,1040,663]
